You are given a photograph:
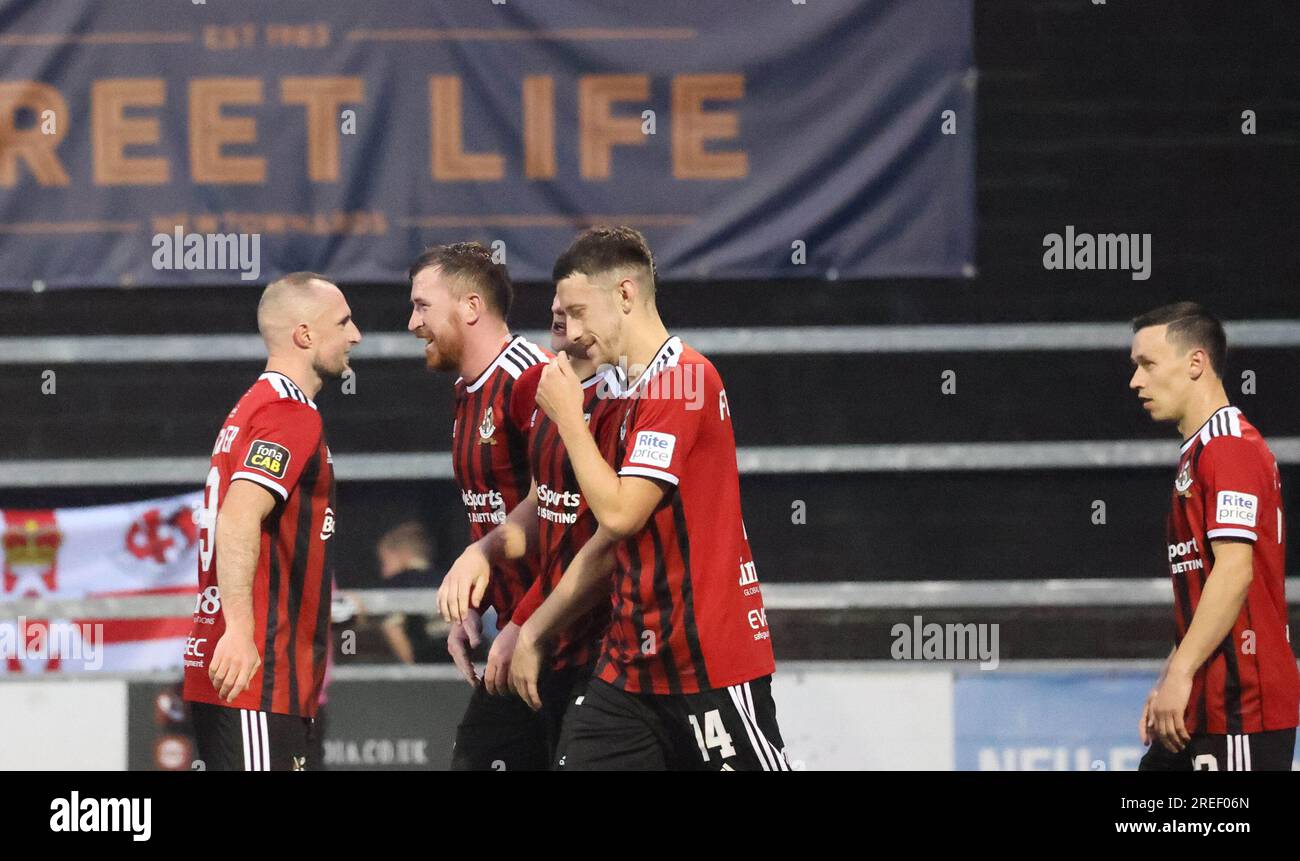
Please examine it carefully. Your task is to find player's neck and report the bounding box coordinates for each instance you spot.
[623,310,671,372]
[1177,385,1230,441]
[459,323,512,382]
[263,359,321,400]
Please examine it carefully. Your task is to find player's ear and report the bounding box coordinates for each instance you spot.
[1187,348,1207,381]
[461,291,483,325]
[618,278,636,313]
[292,322,313,350]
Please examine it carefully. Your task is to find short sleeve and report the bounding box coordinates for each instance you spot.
[617,371,706,486]
[230,400,323,501]
[1200,437,1267,543]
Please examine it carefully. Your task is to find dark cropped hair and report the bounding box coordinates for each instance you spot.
[551,226,656,294]
[1131,301,1227,377]
[408,242,513,321]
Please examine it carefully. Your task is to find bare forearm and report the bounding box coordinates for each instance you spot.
[1171,564,1251,677]
[477,497,539,565]
[215,509,262,636]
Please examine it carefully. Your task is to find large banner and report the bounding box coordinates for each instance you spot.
[0,492,200,674]
[0,0,974,288]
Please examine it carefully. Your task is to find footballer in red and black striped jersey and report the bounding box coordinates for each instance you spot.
[1131,303,1297,771]
[518,226,790,770]
[451,334,550,624]
[508,313,625,760]
[409,243,556,770]
[183,371,337,718]
[184,273,361,772]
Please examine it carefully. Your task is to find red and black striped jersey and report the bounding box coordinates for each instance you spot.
[1166,405,1297,734]
[596,337,775,695]
[452,335,549,623]
[510,362,622,669]
[183,371,335,718]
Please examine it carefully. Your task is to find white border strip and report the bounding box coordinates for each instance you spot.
[3,439,1298,487]
[3,579,1296,620]
[3,320,1299,363]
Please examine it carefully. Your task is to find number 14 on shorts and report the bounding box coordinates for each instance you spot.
[689,710,736,762]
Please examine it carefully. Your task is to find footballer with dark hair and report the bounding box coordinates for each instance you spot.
[1130,302,1297,770]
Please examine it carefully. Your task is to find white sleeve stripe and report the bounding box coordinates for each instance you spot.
[619,465,679,485]
[1206,527,1257,542]
[231,471,289,500]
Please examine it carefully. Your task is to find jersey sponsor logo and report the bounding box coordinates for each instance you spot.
[536,483,581,509]
[537,483,582,524]
[461,488,504,510]
[320,507,336,541]
[1168,537,1198,560]
[628,430,676,468]
[1216,491,1258,527]
[1168,537,1203,575]
[1174,460,1193,495]
[738,558,759,586]
[478,406,497,445]
[244,440,290,478]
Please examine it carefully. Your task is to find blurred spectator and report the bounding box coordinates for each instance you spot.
[376,521,445,664]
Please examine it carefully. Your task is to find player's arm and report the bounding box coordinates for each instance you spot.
[536,353,667,539]
[1150,540,1253,751]
[438,482,539,623]
[1140,644,1177,745]
[208,479,276,701]
[510,527,620,709]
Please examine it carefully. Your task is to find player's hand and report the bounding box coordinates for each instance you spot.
[438,544,490,624]
[447,608,483,687]
[208,630,262,703]
[536,352,584,430]
[484,621,520,696]
[1138,688,1157,746]
[508,623,545,711]
[1150,668,1193,753]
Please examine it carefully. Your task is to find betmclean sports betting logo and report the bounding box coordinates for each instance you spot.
[244,440,290,478]
[1216,491,1258,527]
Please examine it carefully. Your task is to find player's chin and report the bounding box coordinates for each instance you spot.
[318,356,350,380]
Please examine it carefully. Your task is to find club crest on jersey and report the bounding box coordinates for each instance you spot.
[478,406,497,445]
[244,440,290,478]
[1174,460,1193,496]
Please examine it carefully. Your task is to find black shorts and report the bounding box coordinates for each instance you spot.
[190,702,314,771]
[538,661,595,767]
[1138,728,1295,771]
[450,684,549,771]
[556,675,791,771]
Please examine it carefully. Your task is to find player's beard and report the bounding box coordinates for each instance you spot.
[423,319,462,372]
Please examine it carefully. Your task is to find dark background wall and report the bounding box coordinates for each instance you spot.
[1,0,1296,587]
